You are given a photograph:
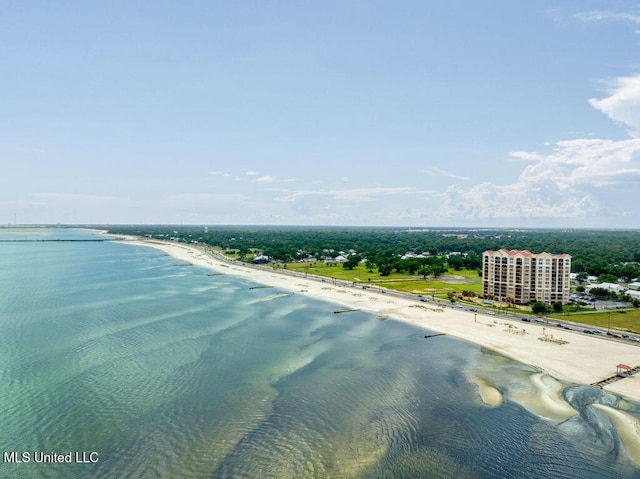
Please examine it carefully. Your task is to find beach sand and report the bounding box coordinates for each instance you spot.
[118,237,640,403]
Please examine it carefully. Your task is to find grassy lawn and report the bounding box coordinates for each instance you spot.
[547,309,640,334]
[267,262,482,297]
[221,253,639,332]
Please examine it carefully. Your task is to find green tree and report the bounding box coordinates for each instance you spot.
[432,263,446,278]
[342,254,361,270]
[531,302,548,315]
[552,302,563,313]
[378,264,393,277]
[237,247,249,262]
[447,255,464,271]
[598,273,619,284]
[418,265,432,279]
[589,287,610,298]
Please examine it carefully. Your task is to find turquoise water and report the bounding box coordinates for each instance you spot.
[1,228,639,478]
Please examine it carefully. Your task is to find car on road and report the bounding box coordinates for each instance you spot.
[521,317,531,322]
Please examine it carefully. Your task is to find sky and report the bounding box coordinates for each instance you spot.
[2,1,640,228]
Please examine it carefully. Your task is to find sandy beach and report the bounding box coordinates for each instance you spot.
[119,236,640,403]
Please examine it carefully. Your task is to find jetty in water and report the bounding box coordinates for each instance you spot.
[0,239,110,242]
[591,364,640,388]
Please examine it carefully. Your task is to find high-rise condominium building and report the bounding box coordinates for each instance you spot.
[482,249,571,305]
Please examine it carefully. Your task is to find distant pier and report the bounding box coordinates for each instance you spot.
[0,239,110,242]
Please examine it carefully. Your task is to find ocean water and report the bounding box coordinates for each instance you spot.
[1,228,639,479]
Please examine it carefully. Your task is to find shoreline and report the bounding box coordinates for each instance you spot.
[117,235,640,403]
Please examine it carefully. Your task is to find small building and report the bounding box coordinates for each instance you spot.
[617,364,633,377]
[252,254,269,264]
[626,289,640,300]
[585,282,624,294]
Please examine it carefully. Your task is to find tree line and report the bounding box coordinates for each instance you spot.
[107,225,640,280]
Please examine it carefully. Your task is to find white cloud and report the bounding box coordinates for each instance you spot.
[245,171,259,176]
[166,193,247,202]
[252,175,276,183]
[438,180,597,220]
[447,141,633,219]
[435,136,640,221]
[432,66,640,225]
[31,192,126,203]
[278,186,415,204]
[249,175,297,184]
[589,74,640,137]
[268,186,419,223]
[208,171,230,177]
[422,166,469,180]
[574,11,640,25]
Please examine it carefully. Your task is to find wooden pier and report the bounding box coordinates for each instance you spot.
[591,364,640,388]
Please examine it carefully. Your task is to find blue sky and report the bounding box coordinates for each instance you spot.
[2,1,640,227]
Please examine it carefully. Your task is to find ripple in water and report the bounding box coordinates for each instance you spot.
[2,232,640,479]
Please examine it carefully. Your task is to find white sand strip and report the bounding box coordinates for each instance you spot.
[117,237,640,403]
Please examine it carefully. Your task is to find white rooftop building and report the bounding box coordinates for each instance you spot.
[585,282,624,293]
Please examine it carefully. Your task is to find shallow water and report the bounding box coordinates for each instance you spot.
[1,228,639,478]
